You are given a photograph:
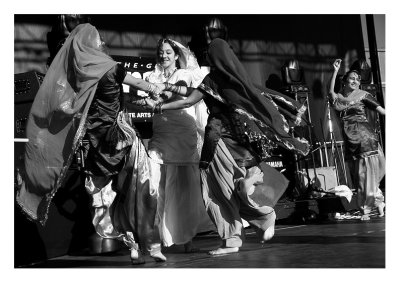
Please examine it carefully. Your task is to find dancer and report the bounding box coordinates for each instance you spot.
[329,59,385,221]
[142,38,213,252]
[145,38,310,255]
[15,23,167,264]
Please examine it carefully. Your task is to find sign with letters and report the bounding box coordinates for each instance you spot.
[112,55,156,122]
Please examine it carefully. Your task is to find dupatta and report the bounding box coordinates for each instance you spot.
[202,38,309,156]
[332,88,370,111]
[16,23,118,225]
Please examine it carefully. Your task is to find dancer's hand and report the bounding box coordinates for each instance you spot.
[144,98,156,111]
[154,83,166,92]
[333,59,342,71]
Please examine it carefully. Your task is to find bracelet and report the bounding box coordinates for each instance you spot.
[163,83,182,95]
[131,98,147,106]
[164,82,173,91]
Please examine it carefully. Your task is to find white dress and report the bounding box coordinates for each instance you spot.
[146,68,214,247]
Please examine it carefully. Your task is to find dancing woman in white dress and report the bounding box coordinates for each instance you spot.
[144,38,213,251]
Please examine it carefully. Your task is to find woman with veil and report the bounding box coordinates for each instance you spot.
[145,38,310,255]
[15,23,168,264]
[138,38,213,252]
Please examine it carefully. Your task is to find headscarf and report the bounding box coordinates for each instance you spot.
[203,38,309,155]
[16,23,118,225]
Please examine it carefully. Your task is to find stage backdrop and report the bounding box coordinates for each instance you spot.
[15,14,381,145]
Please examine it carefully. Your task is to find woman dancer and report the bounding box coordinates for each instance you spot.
[146,38,310,255]
[329,59,385,221]
[142,38,212,252]
[16,23,167,264]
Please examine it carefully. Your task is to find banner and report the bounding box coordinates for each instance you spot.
[112,55,156,122]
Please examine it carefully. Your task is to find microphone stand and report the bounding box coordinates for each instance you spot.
[298,92,321,194]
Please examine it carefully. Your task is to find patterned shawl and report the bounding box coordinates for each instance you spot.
[333,88,369,111]
[204,38,309,155]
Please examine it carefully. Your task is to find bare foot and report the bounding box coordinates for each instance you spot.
[262,225,275,242]
[130,249,145,265]
[208,247,239,255]
[378,203,385,217]
[150,251,167,262]
[262,211,276,242]
[360,214,370,221]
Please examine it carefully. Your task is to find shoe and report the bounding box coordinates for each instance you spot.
[130,249,145,265]
[377,202,385,217]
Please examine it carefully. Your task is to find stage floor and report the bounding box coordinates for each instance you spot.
[23,216,385,268]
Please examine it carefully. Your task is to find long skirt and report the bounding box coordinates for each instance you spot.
[200,139,288,248]
[149,162,214,247]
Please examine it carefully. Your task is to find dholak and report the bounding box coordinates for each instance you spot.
[248,162,289,207]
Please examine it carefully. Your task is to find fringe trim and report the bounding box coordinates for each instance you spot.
[36,93,94,226]
[199,83,310,156]
[15,193,39,223]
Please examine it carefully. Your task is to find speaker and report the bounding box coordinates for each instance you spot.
[301,166,338,191]
[14,71,45,139]
[14,71,44,104]
[15,72,44,172]
[15,103,32,139]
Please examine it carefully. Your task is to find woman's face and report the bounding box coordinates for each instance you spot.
[158,42,178,70]
[345,71,361,91]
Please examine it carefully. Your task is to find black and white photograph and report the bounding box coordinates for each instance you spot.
[5,1,399,281]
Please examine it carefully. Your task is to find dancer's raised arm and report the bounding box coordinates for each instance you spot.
[329,59,342,101]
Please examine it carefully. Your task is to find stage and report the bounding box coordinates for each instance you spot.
[20,215,385,268]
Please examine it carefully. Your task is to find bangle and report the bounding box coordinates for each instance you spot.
[164,82,173,91]
[164,83,183,95]
[131,98,147,106]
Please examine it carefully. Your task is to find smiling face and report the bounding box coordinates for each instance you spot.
[157,42,179,71]
[344,71,361,91]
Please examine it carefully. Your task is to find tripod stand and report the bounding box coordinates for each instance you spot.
[290,91,323,195]
[319,98,348,186]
